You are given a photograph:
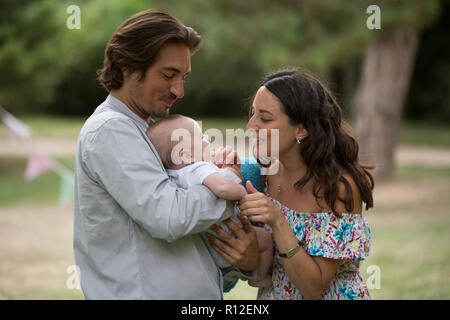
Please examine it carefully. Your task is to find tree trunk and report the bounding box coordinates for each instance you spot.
[353,30,419,180]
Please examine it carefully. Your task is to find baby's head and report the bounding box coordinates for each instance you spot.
[146,115,211,169]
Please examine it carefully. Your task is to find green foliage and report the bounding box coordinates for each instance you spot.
[47,0,151,115]
[405,1,450,124]
[0,0,65,113]
[0,0,446,120]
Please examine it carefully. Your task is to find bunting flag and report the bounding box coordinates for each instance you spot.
[59,174,74,205]
[24,151,54,181]
[0,105,31,141]
[1,105,75,205]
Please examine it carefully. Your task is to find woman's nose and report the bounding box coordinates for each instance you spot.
[246,116,257,130]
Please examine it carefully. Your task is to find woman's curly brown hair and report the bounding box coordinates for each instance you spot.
[256,69,374,216]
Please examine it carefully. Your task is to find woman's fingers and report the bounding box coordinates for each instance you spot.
[239,196,268,212]
[246,215,265,223]
[239,194,282,226]
[238,207,264,217]
[238,194,264,208]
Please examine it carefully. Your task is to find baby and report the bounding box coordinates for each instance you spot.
[147,114,273,288]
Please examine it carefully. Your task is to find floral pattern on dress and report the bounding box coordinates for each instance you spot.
[239,159,372,300]
[257,196,372,300]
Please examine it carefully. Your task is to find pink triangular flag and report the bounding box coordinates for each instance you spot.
[25,152,53,181]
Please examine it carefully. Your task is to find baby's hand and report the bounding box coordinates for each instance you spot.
[211,146,240,169]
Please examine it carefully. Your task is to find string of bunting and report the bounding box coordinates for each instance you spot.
[0,105,74,205]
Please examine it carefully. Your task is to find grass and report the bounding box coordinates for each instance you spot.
[395,164,450,179]
[0,156,74,206]
[0,116,85,139]
[399,121,450,148]
[1,116,449,148]
[226,165,450,300]
[0,156,448,299]
[0,116,449,299]
[367,165,450,299]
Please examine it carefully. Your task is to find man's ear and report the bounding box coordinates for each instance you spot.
[295,124,308,141]
[121,67,131,80]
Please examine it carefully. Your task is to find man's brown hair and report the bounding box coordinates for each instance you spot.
[97,9,201,92]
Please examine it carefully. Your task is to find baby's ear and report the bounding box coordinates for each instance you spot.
[179,148,192,164]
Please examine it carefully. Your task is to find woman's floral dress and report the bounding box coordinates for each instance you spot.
[240,158,372,300]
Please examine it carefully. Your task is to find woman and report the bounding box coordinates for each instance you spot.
[238,69,374,300]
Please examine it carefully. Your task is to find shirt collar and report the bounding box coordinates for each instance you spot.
[106,94,155,128]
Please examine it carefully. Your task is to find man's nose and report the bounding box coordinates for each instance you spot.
[170,80,184,99]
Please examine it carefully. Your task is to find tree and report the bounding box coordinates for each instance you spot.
[354,31,418,179]
[405,1,450,124]
[353,0,440,179]
[160,0,440,180]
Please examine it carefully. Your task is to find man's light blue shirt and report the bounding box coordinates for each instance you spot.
[74,95,252,299]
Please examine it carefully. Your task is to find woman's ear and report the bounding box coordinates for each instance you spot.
[295,124,308,141]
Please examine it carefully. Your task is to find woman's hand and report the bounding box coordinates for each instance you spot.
[238,181,284,227]
[206,213,260,272]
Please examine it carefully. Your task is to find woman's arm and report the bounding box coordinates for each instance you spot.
[238,181,348,299]
[270,217,341,299]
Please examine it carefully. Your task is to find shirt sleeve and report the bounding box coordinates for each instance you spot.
[218,168,242,184]
[184,162,220,186]
[187,162,243,186]
[81,118,235,243]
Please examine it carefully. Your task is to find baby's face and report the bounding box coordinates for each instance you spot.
[192,122,211,162]
[168,118,211,166]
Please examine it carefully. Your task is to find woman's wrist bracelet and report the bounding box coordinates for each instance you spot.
[278,241,301,258]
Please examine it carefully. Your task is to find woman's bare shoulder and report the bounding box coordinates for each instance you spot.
[335,172,362,214]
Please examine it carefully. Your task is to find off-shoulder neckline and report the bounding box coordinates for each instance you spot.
[263,176,363,216]
[267,194,364,216]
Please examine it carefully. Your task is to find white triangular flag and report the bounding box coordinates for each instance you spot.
[0,106,31,140]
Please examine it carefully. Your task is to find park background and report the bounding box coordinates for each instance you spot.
[0,0,449,299]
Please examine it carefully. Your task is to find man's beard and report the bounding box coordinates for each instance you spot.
[150,107,170,118]
[151,93,177,118]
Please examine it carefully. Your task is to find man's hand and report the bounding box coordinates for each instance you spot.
[206,213,260,272]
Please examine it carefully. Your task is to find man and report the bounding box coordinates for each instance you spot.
[74,9,259,299]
